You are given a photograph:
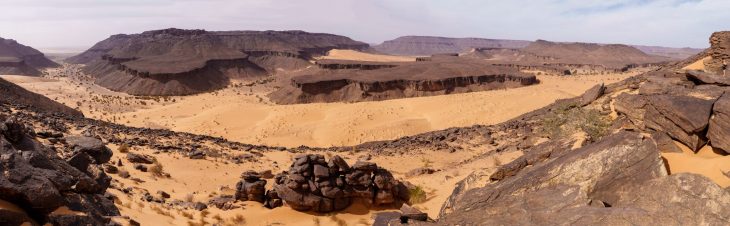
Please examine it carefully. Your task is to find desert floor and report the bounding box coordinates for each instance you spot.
[2,66,638,148]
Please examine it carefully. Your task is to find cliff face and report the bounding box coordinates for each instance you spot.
[372,36,531,56]
[706,31,730,74]
[0,37,59,76]
[269,59,538,104]
[71,28,369,96]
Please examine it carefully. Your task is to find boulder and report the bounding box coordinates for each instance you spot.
[686,70,730,85]
[66,136,112,164]
[126,152,154,164]
[708,93,730,153]
[235,170,267,203]
[644,95,715,151]
[580,83,605,106]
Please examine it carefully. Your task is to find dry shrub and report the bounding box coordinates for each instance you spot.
[408,186,428,205]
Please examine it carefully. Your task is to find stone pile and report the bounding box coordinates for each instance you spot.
[272,154,410,212]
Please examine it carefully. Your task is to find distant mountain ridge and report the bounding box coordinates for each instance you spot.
[0,37,59,76]
[373,36,704,59]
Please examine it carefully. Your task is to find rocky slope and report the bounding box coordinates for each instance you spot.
[269,57,538,104]
[70,28,369,96]
[0,77,82,117]
[0,37,59,76]
[372,36,531,56]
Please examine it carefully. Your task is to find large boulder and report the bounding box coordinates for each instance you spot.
[66,136,112,164]
[708,93,730,153]
[234,170,267,203]
[643,95,715,151]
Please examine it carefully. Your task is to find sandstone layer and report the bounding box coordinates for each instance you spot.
[269,58,538,104]
[70,28,369,96]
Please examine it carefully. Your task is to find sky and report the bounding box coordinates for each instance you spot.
[0,0,728,50]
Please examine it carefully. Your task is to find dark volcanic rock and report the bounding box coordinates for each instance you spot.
[235,170,267,203]
[0,116,118,225]
[273,154,408,213]
[66,136,112,164]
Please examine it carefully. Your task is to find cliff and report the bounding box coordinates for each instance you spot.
[0,37,59,76]
[269,59,537,104]
[71,28,369,96]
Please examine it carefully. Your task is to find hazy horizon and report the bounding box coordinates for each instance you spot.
[1,0,728,50]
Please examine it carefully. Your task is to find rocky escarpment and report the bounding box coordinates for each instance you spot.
[72,28,369,96]
[372,36,531,56]
[270,58,538,104]
[0,37,59,76]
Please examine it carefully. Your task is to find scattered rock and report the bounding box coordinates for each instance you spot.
[126,152,154,164]
[134,164,148,172]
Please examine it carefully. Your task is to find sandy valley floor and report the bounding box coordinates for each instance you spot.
[2,66,637,148]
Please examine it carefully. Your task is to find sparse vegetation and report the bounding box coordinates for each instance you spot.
[408,185,428,204]
[118,144,130,153]
[540,102,611,141]
[421,157,433,168]
[149,161,166,178]
[328,214,347,226]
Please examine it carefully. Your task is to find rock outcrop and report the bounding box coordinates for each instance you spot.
[71,28,369,96]
[0,37,58,76]
[0,116,119,225]
[273,154,409,212]
[706,31,730,74]
[270,58,538,104]
[434,131,730,225]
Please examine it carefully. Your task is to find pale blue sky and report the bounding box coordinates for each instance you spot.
[0,0,727,49]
